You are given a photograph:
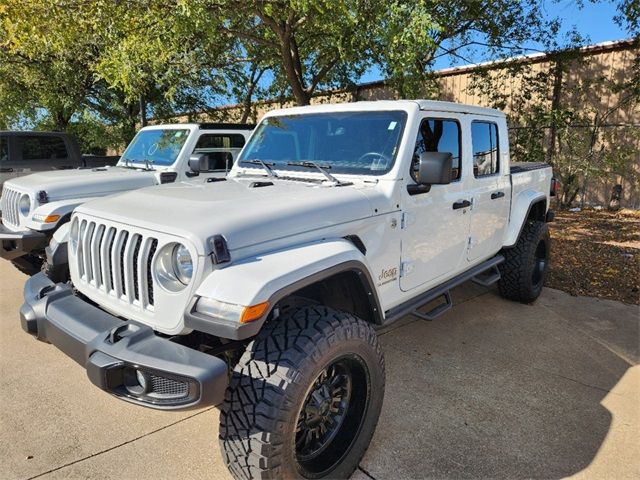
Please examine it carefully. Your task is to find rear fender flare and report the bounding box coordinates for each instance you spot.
[504,190,547,247]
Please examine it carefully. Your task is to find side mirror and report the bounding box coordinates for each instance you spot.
[414,151,453,185]
[188,154,208,174]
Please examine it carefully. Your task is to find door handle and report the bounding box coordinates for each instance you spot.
[452,200,471,210]
[491,191,505,200]
[0,168,13,173]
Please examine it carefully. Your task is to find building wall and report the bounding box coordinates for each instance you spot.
[169,40,639,208]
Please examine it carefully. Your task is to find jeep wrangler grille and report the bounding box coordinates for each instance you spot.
[76,219,158,308]
[0,186,22,229]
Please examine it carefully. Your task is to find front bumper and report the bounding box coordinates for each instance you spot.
[20,273,229,410]
[0,223,48,260]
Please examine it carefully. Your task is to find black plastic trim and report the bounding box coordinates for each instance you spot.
[0,223,48,260]
[20,273,229,410]
[198,123,255,130]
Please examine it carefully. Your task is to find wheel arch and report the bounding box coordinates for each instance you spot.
[503,191,548,248]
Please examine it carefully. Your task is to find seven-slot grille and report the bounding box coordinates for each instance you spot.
[0,187,22,228]
[76,219,158,309]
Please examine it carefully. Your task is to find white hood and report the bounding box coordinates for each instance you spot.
[5,167,158,201]
[76,177,378,253]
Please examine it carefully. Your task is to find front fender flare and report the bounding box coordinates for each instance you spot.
[185,239,381,340]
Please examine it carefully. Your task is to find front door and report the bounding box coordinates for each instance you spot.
[400,116,471,292]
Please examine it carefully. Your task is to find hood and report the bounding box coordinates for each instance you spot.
[76,178,377,252]
[5,167,157,201]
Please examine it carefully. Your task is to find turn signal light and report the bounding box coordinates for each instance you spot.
[240,302,269,323]
[44,214,60,223]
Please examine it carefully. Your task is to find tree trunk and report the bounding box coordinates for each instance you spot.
[546,59,563,166]
[139,95,148,127]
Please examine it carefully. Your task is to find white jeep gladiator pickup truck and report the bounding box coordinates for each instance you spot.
[20,100,554,480]
[0,123,253,276]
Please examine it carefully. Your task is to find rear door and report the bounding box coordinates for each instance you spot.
[467,120,511,262]
[400,115,471,292]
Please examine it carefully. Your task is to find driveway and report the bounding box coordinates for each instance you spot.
[1,260,638,479]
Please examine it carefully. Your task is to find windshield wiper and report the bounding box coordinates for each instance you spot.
[287,161,347,186]
[240,159,279,178]
[119,158,155,171]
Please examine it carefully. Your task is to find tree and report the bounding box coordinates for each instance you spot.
[373,0,564,98]
[211,0,376,106]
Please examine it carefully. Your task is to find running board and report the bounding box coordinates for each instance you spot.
[411,291,452,321]
[383,255,505,326]
[471,265,501,287]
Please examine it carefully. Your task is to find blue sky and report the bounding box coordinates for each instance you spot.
[360,0,630,83]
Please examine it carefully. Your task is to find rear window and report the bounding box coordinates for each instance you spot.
[193,134,247,171]
[19,136,68,161]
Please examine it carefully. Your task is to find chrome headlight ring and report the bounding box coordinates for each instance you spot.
[154,242,193,292]
[18,194,31,217]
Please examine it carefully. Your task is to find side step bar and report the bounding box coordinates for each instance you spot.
[471,265,501,287]
[383,255,505,325]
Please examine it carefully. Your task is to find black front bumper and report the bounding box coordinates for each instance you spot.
[20,273,229,410]
[0,223,48,260]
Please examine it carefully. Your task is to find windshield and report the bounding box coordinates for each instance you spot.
[238,111,407,176]
[120,129,189,167]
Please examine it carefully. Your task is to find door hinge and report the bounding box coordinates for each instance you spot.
[401,212,415,229]
[400,261,415,277]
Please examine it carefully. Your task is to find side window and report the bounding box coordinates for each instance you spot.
[193,134,246,171]
[19,136,68,161]
[471,122,499,177]
[0,137,7,163]
[413,118,461,181]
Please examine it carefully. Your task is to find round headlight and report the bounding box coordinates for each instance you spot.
[154,242,193,291]
[19,195,31,217]
[172,244,193,285]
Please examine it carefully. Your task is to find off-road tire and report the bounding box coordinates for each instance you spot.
[219,305,385,480]
[498,220,550,303]
[11,254,43,276]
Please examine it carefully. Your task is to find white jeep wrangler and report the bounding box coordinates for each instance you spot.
[0,123,253,277]
[21,101,555,479]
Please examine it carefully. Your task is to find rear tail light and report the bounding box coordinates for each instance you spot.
[550,178,561,197]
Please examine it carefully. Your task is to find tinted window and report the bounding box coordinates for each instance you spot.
[472,122,499,176]
[413,118,461,181]
[239,111,406,175]
[193,134,246,171]
[0,137,7,163]
[20,136,68,161]
[195,134,245,149]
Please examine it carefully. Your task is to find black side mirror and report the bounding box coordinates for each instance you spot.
[188,154,208,175]
[415,151,453,185]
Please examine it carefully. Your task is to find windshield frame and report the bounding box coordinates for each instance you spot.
[118,127,192,168]
[236,110,408,178]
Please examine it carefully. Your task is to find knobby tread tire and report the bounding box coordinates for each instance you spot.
[219,305,385,480]
[498,220,550,303]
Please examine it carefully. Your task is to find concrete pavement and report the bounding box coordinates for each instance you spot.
[1,260,638,479]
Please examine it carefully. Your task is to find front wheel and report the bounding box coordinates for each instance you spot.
[219,305,385,480]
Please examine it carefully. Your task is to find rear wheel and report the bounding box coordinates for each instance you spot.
[498,220,550,303]
[219,305,385,480]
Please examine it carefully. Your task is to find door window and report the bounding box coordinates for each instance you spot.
[471,122,499,176]
[194,134,246,171]
[413,118,462,181]
[19,136,68,161]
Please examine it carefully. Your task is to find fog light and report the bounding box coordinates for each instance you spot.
[124,368,149,395]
